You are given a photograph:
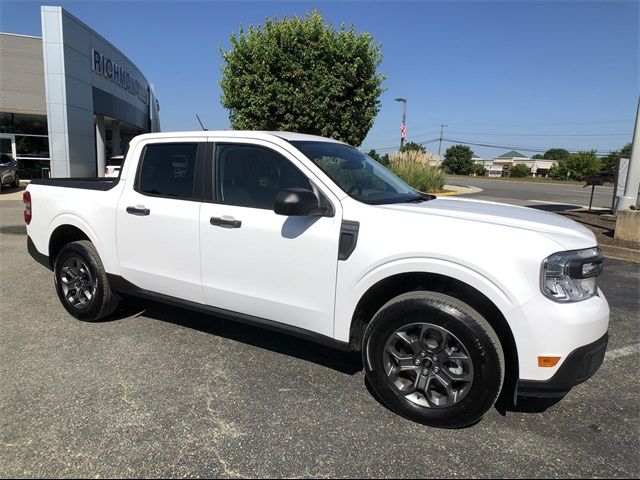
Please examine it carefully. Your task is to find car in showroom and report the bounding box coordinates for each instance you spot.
[0,153,20,191]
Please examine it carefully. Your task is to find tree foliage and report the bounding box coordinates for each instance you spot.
[510,163,531,178]
[400,142,426,153]
[600,151,619,174]
[471,163,486,176]
[366,149,389,165]
[219,10,386,146]
[620,142,632,158]
[548,151,602,180]
[366,149,382,162]
[600,142,633,174]
[543,148,571,161]
[442,145,474,175]
[531,154,544,159]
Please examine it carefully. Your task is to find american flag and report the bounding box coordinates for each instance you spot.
[400,122,407,140]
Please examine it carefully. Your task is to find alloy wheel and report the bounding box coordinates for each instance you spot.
[383,322,474,408]
[59,256,96,310]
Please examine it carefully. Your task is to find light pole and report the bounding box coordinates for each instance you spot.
[395,97,407,150]
[438,124,448,157]
[615,96,640,212]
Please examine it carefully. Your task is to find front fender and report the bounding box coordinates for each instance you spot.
[333,256,527,344]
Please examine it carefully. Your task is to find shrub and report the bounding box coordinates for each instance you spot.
[471,163,486,176]
[548,150,602,180]
[387,150,445,193]
[510,163,531,178]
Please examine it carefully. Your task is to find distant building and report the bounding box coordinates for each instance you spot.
[492,150,529,176]
[529,159,555,177]
[471,155,492,176]
[0,6,161,179]
[468,150,556,178]
[424,152,442,167]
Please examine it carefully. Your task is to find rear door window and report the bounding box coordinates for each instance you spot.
[137,143,198,200]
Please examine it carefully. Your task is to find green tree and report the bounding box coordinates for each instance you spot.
[531,154,544,159]
[600,151,619,174]
[471,163,486,176]
[620,142,632,158]
[366,149,389,165]
[442,145,474,175]
[400,142,426,153]
[543,148,571,162]
[599,143,633,174]
[219,10,386,146]
[510,163,531,178]
[366,149,382,162]
[548,151,602,180]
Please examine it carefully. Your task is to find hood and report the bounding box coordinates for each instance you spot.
[376,196,596,250]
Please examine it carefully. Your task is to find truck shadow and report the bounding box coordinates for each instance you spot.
[526,204,582,212]
[496,395,563,414]
[111,297,363,376]
[109,299,564,418]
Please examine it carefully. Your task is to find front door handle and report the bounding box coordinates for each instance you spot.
[126,206,150,216]
[210,217,242,228]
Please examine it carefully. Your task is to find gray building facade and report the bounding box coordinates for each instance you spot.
[0,6,160,179]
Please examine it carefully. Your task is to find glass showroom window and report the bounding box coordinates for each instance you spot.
[13,114,48,135]
[16,135,50,179]
[0,113,13,133]
[0,113,51,179]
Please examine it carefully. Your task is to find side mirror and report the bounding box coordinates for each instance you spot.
[274,188,319,216]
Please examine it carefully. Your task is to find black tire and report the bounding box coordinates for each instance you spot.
[12,173,19,188]
[53,240,119,322]
[362,291,504,429]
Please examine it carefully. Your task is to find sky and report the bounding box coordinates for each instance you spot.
[1,0,638,159]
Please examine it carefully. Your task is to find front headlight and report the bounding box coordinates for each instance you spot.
[541,247,603,302]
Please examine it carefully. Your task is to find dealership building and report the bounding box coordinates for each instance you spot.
[0,6,160,178]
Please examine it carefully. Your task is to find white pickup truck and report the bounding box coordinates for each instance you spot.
[25,131,609,428]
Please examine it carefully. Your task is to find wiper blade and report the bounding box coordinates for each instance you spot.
[405,194,431,203]
[361,194,433,205]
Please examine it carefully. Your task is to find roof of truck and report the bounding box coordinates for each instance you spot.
[133,131,346,144]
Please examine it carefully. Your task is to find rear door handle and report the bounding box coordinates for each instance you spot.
[126,206,150,216]
[210,217,242,228]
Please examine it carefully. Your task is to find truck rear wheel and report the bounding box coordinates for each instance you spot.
[53,240,118,322]
[362,291,504,428]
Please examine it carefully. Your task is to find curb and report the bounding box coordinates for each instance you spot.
[437,185,483,196]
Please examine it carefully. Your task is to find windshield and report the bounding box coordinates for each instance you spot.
[290,141,425,204]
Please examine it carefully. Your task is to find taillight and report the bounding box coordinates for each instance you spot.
[23,190,31,225]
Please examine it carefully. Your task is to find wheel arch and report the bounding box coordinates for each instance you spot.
[48,224,92,267]
[348,271,519,393]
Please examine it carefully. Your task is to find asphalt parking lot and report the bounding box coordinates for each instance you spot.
[1,194,639,478]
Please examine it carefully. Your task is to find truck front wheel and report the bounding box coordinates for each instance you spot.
[53,240,119,322]
[362,291,504,428]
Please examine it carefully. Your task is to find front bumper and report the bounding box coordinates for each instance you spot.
[516,332,608,398]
